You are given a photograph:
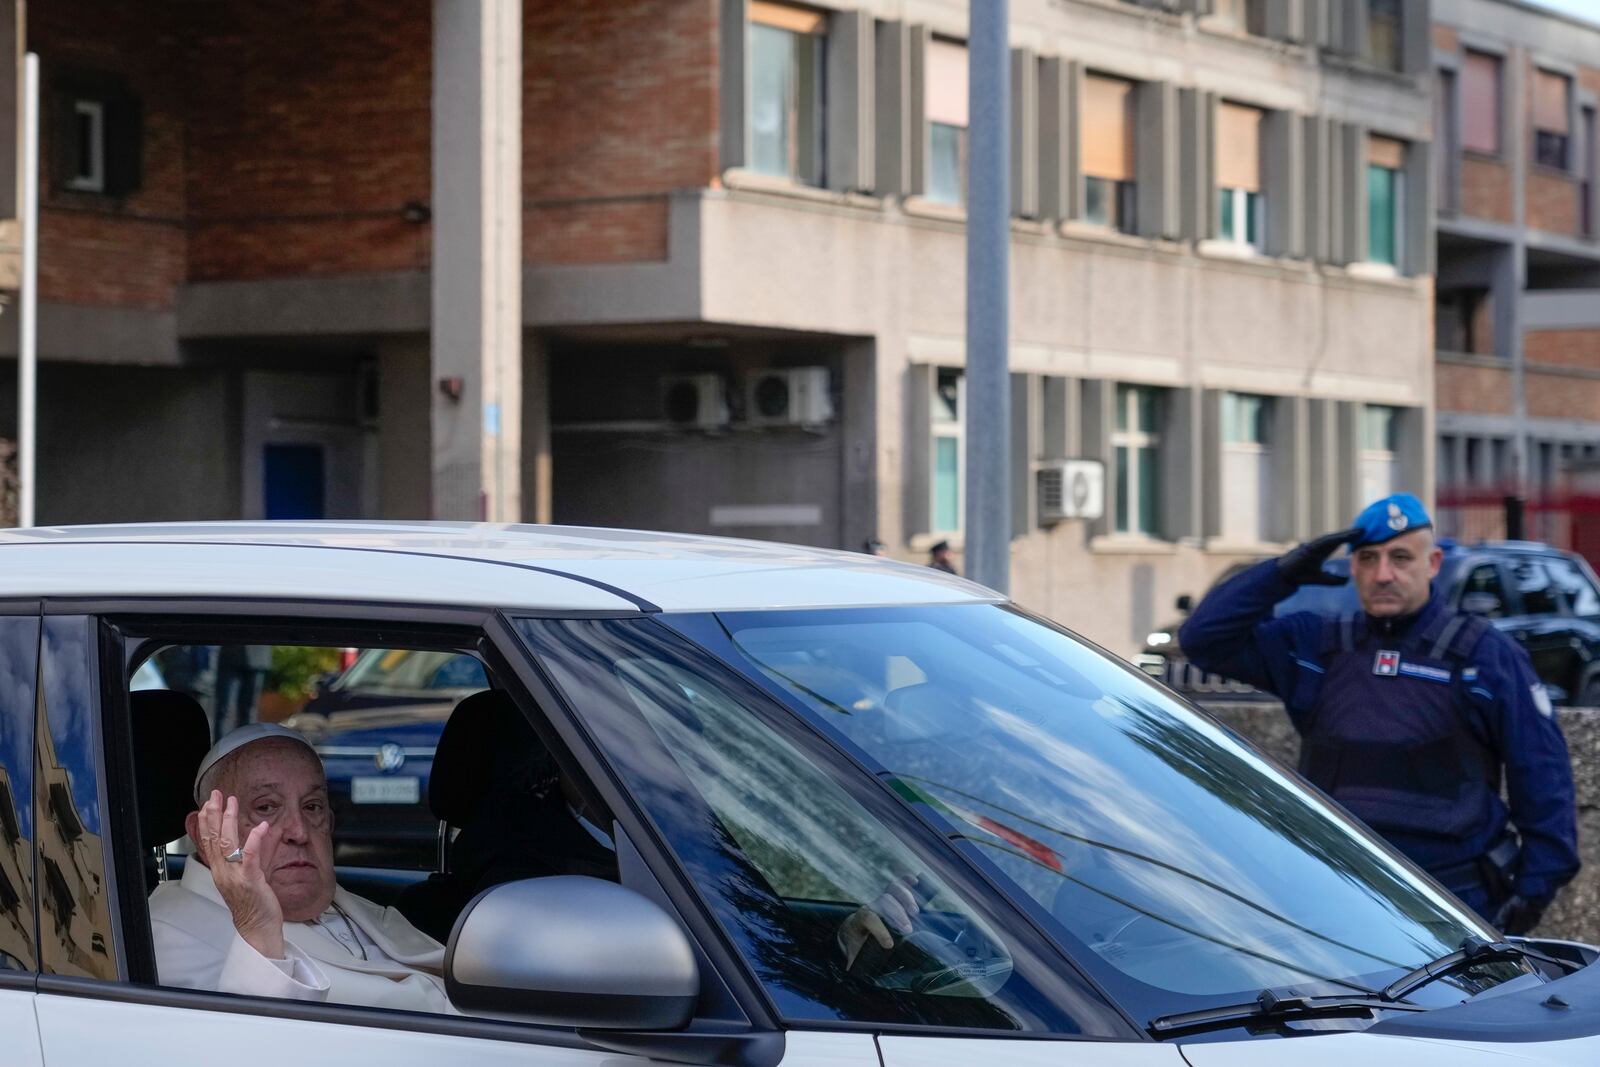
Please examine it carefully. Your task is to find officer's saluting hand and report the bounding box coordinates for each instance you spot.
[1178,493,1580,935]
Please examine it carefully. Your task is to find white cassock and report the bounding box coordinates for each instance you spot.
[149,858,458,1014]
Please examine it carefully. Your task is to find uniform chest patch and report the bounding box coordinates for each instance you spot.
[1398,661,1453,684]
[1373,650,1401,676]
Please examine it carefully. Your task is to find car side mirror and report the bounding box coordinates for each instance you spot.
[1175,594,1194,614]
[1461,592,1503,617]
[445,875,699,1030]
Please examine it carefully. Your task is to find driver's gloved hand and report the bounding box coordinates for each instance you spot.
[1492,894,1549,937]
[838,874,923,969]
[1277,528,1360,588]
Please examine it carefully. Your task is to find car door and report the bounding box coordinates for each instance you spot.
[1541,554,1600,704]
[0,608,45,1067]
[1503,557,1580,696]
[33,608,877,1067]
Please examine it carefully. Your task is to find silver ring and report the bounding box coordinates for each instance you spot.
[224,847,245,864]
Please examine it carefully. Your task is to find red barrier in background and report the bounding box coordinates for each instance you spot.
[1437,489,1600,569]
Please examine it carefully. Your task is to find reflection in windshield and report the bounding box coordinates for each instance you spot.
[724,605,1500,1014]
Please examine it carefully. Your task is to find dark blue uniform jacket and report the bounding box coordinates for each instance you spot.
[1178,558,1580,905]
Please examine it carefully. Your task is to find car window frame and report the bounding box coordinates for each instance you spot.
[31,594,779,1056]
[1540,553,1600,618]
[1507,555,1563,618]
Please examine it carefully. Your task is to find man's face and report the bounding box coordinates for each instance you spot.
[227,739,336,922]
[1350,528,1442,618]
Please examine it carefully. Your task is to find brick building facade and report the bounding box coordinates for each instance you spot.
[0,0,1440,656]
[1433,0,1600,519]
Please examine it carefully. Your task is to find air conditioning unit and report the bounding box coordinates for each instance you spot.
[660,374,729,429]
[1038,459,1106,524]
[744,367,834,428]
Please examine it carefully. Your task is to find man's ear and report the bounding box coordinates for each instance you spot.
[184,809,201,848]
[1429,545,1444,578]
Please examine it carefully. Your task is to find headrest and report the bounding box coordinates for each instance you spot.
[130,689,213,849]
[430,690,548,825]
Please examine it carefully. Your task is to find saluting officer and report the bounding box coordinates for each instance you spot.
[1179,493,1580,934]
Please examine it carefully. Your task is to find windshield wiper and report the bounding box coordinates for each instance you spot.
[1380,936,1580,1003]
[1148,988,1427,1038]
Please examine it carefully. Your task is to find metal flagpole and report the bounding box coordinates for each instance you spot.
[964,1,1010,592]
[19,51,37,528]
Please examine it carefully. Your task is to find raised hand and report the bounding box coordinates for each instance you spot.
[194,789,286,959]
[1277,528,1360,587]
[838,874,923,968]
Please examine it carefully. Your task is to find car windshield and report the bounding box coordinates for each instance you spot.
[717,604,1504,1019]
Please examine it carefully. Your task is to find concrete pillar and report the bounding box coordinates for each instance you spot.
[1136,82,1180,240]
[1038,58,1080,221]
[1303,114,1329,261]
[1011,373,1040,538]
[1274,396,1310,542]
[1401,0,1433,76]
[904,362,934,539]
[1011,49,1039,219]
[432,0,522,521]
[1403,139,1433,276]
[1080,380,1114,538]
[1335,401,1362,520]
[1163,388,1203,541]
[1262,0,1306,43]
[1178,88,1215,241]
[1200,389,1223,541]
[827,9,875,194]
[1308,398,1340,532]
[874,20,915,197]
[1041,375,1073,460]
[522,336,551,524]
[1336,121,1367,265]
[1263,110,1305,259]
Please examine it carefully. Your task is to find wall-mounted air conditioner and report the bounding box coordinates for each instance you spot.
[660,374,729,429]
[1038,459,1106,524]
[744,367,834,428]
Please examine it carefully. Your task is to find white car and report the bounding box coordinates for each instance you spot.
[1,522,1595,1067]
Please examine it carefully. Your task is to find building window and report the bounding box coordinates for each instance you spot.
[1367,135,1405,268]
[1217,103,1264,250]
[1082,74,1137,234]
[1534,69,1572,171]
[1221,393,1272,544]
[1112,384,1162,537]
[1461,51,1501,157]
[66,99,105,192]
[1367,0,1403,72]
[1436,288,1493,356]
[931,369,965,534]
[926,40,968,206]
[1360,404,1400,503]
[748,2,827,185]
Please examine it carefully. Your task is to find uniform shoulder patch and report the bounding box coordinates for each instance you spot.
[1532,684,1554,718]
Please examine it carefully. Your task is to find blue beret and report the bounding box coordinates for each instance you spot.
[1349,492,1432,548]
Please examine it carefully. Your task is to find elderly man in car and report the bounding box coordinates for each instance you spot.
[149,724,458,1012]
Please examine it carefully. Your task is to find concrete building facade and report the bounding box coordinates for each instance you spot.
[1433,0,1600,513]
[0,0,1437,656]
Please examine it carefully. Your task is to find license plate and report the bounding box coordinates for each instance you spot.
[351,776,421,804]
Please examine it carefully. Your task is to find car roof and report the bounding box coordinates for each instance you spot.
[0,522,1001,613]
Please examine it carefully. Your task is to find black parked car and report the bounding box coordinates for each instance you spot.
[1138,541,1600,706]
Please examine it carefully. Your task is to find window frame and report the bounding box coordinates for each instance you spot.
[746,5,828,187]
[67,99,106,193]
[34,595,791,1057]
[1459,50,1503,159]
[1217,186,1263,251]
[1365,161,1403,270]
[1533,68,1574,173]
[1111,385,1163,538]
[931,368,967,537]
[0,604,41,986]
